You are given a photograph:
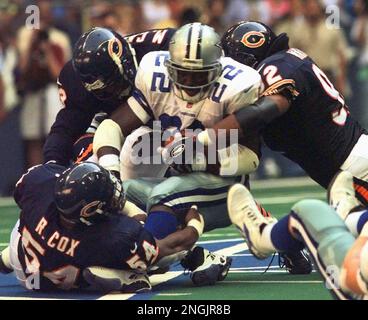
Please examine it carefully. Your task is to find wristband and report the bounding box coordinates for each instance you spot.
[187,214,205,237]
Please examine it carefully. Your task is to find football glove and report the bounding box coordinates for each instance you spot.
[158,132,206,174]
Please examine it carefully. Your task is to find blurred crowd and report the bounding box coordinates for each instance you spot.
[0,0,368,185]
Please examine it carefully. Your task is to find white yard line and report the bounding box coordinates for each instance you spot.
[197,238,243,245]
[201,233,239,238]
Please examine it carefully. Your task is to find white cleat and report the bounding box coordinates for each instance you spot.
[227,183,275,259]
[328,171,362,220]
[83,267,151,293]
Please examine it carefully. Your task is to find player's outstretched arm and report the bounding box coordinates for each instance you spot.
[198,94,290,144]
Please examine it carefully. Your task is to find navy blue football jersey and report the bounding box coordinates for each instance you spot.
[14,163,158,291]
[257,48,366,187]
[44,28,176,166]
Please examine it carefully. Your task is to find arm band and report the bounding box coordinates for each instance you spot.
[218,144,259,176]
[234,97,282,133]
[187,214,205,237]
[93,119,125,155]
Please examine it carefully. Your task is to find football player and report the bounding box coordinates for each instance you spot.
[92,22,261,230]
[0,162,206,293]
[43,27,176,166]
[227,170,368,300]
[190,21,368,237]
[92,23,311,275]
[196,21,368,189]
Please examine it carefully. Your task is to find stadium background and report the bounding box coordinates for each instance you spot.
[0,0,365,299]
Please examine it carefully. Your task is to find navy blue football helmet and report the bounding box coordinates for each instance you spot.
[73,27,137,100]
[221,21,289,68]
[54,162,126,226]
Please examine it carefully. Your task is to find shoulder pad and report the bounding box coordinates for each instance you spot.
[216,57,261,103]
[135,51,170,90]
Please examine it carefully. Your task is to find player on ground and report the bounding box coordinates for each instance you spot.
[227,170,368,300]
[43,27,176,166]
[0,162,205,292]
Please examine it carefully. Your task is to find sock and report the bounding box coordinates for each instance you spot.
[345,210,368,236]
[270,215,304,252]
[144,211,178,239]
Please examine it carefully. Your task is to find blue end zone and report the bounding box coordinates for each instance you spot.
[0,239,284,300]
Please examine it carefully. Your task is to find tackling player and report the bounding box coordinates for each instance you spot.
[190,21,368,237]
[197,21,368,189]
[43,27,176,166]
[0,162,206,293]
[227,170,368,300]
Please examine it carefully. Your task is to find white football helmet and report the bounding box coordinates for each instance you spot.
[165,23,223,104]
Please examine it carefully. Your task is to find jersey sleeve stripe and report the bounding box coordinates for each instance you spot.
[128,90,153,124]
[261,79,299,97]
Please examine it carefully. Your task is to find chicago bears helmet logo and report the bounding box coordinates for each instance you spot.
[107,38,124,74]
[81,201,104,218]
[107,38,123,58]
[241,31,266,48]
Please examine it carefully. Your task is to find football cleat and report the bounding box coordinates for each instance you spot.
[228,183,276,259]
[328,170,362,220]
[83,267,151,293]
[279,249,313,275]
[181,246,232,286]
[0,247,13,274]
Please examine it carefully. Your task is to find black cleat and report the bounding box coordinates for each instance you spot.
[181,246,232,286]
[279,250,313,275]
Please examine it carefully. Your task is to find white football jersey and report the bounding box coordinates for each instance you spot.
[127,51,261,131]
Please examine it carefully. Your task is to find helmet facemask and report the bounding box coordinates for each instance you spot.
[81,67,133,101]
[165,60,222,103]
[166,23,223,104]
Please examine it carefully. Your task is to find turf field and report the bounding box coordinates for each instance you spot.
[0,177,333,300]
